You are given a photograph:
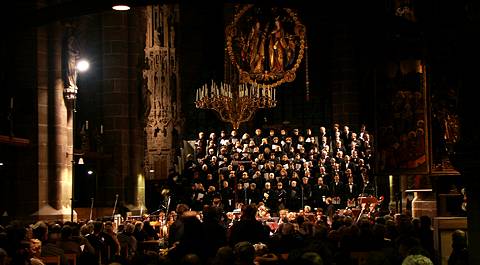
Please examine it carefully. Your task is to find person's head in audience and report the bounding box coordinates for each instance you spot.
[401,254,433,265]
[279,209,288,219]
[60,225,73,241]
[212,246,234,265]
[28,238,42,258]
[255,128,262,136]
[297,252,323,265]
[176,203,190,216]
[397,235,426,259]
[181,253,202,265]
[49,223,62,241]
[234,241,255,265]
[80,223,93,236]
[32,221,48,242]
[241,205,257,221]
[451,229,467,250]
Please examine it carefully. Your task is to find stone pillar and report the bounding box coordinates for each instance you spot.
[100,9,145,209]
[36,21,72,221]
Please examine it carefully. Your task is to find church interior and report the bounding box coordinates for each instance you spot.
[0,0,479,264]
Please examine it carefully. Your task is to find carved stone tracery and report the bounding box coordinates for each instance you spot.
[143,5,181,179]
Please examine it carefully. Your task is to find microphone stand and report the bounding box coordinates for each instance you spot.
[89,197,94,221]
[301,186,304,211]
[112,194,119,220]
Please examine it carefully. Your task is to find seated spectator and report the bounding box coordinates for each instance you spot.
[117,223,137,260]
[28,239,44,265]
[448,229,468,265]
[36,223,67,265]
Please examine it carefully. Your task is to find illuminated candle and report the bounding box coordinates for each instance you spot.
[100,124,103,134]
[10,97,14,109]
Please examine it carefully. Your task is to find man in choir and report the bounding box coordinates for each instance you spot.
[221,180,235,212]
[267,129,276,144]
[208,132,218,153]
[319,126,328,139]
[275,182,287,211]
[341,125,353,146]
[247,182,261,205]
[301,176,313,209]
[204,185,219,206]
[287,180,301,211]
[230,130,239,145]
[195,131,207,160]
[219,130,230,147]
[253,128,263,146]
[262,182,276,213]
[291,128,301,147]
[360,173,376,197]
[317,165,330,184]
[345,175,359,208]
[329,173,345,209]
[312,177,330,211]
[343,155,356,173]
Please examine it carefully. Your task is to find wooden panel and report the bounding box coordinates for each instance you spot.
[42,256,60,265]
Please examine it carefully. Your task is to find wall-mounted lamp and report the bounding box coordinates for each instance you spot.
[87,170,94,175]
[112,0,131,11]
[76,59,90,72]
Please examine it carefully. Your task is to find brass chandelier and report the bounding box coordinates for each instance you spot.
[195,81,276,130]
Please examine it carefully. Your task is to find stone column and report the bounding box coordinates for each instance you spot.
[36,21,71,221]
